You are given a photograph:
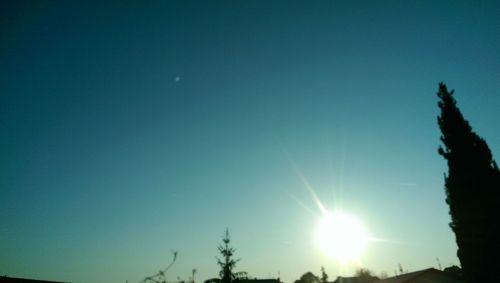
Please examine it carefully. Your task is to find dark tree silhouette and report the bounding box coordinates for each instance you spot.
[320,267,328,283]
[294,272,319,283]
[217,229,240,283]
[141,250,178,283]
[354,268,378,283]
[443,265,463,280]
[437,82,500,283]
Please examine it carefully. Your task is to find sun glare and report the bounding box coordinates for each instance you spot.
[315,211,369,263]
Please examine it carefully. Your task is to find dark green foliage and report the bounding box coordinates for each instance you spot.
[294,272,319,283]
[437,83,500,283]
[217,229,240,283]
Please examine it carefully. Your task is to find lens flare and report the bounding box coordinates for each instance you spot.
[316,211,369,263]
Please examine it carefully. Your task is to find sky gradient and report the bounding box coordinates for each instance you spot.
[1,1,500,283]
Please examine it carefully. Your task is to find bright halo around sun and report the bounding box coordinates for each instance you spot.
[315,211,369,263]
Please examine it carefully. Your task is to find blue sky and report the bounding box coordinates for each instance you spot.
[1,1,500,283]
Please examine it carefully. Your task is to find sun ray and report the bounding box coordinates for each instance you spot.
[295,170,328,215]
[282,150,328,215]
[287,193,316,216]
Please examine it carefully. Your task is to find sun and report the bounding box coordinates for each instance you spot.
[315,211,369,263]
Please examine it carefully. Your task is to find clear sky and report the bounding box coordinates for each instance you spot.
[1,1,500,283]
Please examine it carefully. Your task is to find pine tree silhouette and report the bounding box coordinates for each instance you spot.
[217,229,239,283]
[437,82,500,283]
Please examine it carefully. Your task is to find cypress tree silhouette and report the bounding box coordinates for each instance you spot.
[437,82,500,283]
